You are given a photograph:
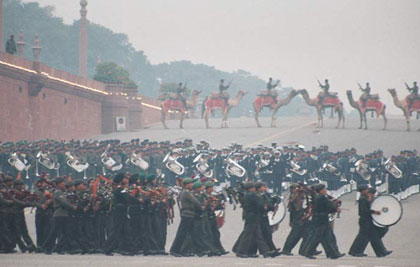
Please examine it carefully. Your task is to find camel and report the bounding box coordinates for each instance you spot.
[202,90,248,128]
[253,90,299,127]
[346,90,387,130]
[160,89,201,129]
[299,89,345,128]
[387,88,420,131]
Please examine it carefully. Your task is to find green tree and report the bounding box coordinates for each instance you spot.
[94,62,137,88]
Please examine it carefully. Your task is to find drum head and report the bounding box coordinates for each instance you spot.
[371,194,403,227]
[268,201,286,226]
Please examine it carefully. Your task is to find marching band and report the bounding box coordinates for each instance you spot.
[0,138,418,258]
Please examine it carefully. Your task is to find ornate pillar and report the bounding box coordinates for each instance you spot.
[16,31,25,57]
[79,0,88,77]
[32,34,41,62]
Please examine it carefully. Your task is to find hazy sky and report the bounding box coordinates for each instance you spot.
[22,0,420,113]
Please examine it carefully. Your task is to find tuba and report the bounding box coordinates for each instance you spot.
[290,160,307,176]
[194,154,213,178]
[163,153,185,176]
[225,158,246,178]
[130,153,149,171]
[8,153,28,172]
[355,159,371,181]
[101,155,123,172]
[66,151,89,175]
[8,153,31,179]
[384,159,403,179]
[37,151,60,176]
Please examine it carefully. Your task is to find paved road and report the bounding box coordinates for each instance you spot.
[96,115,420,156]
[1,192,420,267]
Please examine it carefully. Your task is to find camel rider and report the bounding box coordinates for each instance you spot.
[219,79,231,105]
[406,81,418,109]
[318,79,330,104]
[267,78,280,102]
[177,82,187,107]
[359,82,371,108]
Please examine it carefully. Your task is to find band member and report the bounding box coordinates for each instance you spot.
[41,177,77,254]
[103,173,138,256]
[203,181,229,255]
[233,182,279,258]
[349,185,392,257]
[302,183,344,259]
[170,178,210,257]
[282,183,306,255]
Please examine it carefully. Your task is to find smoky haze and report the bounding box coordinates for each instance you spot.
[23,0,420,114]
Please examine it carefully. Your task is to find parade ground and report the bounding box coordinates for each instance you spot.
[1,116,420,267]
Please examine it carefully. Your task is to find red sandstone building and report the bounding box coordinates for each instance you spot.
[0,1,161,142]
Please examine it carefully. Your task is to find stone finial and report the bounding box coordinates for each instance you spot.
[32,34,42,61]
[80,0,88,18]
[16,30,26,57]
[19,31,24,42]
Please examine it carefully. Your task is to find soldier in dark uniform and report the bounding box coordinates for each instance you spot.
[203,181,228,255]
[406,81,419,109]
[170,178,210,257]
[318,79,330,105]
[359,82,371,108]
[177,82,187,108]
[349,185,392,257]
[219,79,231,106]
[103,173,138,256]
[233,182,279,258]
[5,35,17,55]
[282,184,306,255]
[302,184,344,259]
[266,78,280,102]
[41,177,77,254]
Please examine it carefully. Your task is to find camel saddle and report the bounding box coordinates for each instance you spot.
[258,90,278,97]
[368,94,380,100]
[210,92,229,99]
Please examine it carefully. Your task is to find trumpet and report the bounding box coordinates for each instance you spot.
[163,153,185,176]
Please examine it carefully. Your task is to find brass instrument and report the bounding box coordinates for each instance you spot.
[163,152,185,176]
[355,159,371,181]
[225,158,246,178]
[65,151,89,179]
[194,154,213,178]
[130,152,149,171]
[258,158,270,168]
[37,151,60,176]
[8,153,31,179]
[290,160,307,176]
[384,159,403,179]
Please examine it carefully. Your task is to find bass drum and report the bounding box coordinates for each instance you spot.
[371,194,403,227]
[268,201,286,232]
